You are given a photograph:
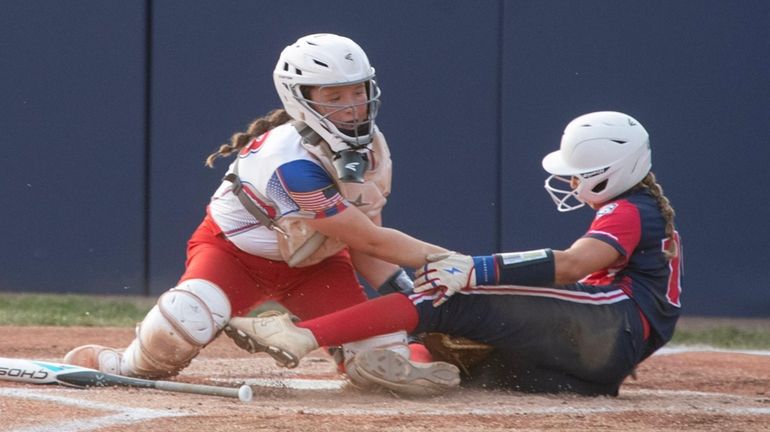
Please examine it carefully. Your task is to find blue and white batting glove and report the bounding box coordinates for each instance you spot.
[413,252,477,307]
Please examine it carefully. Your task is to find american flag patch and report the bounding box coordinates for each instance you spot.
[288,186,345,214]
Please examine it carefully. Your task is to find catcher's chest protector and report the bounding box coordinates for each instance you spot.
[276,131,393,267]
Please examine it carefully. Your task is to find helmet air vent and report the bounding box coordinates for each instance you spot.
[313,59,329,68]
[283,62,289,71]
[295,68,303,75]
[592,179,608,193]
[611,140,627,144]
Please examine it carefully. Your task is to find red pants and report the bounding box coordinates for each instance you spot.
[178,216,368,318]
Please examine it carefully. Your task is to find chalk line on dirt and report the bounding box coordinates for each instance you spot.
[655,345,770,357]
[0,388,186,432]
[243,377,347,390]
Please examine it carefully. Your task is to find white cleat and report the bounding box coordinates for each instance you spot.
[63,344,124,375]
[343,357,378,390]
[352,349,461,397]
[225,313,318,368]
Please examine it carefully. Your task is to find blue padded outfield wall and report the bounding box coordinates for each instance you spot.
[2,1,768,317]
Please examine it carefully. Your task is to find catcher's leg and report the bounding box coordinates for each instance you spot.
[225,312,319,368]
[224,317,412,383]
[64,279,231,378]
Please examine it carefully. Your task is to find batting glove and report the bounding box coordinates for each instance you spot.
[413,252,476,307]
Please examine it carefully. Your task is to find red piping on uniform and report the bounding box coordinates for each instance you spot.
[468,285,630,304]
[243,186,278,219]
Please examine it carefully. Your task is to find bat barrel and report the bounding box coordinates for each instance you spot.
[155,381,253,402]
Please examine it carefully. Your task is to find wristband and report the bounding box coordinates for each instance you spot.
[473,249,555,287]
[378,268,414,295]
[472,255,497,285]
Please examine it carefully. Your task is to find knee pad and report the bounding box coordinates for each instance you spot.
[123,279,231,378]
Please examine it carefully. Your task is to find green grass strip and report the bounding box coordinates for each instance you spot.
[0,293,154,327]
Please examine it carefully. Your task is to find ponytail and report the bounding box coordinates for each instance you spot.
[641,172,678,259]
[205,108,291,167]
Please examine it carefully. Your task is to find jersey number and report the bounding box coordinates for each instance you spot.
[662,232,682,307]
[239,131,271,156]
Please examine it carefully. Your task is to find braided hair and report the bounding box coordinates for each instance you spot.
[205,109,292,167]
[640,172,678,259]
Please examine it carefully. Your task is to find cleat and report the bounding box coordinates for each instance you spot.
[224,313,318,368]
[343,357,378,390]
[63,345,124,375]
[353,349,461,397]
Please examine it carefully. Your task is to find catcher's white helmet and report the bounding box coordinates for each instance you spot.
[273,33,381,152]
[542,111,651,212]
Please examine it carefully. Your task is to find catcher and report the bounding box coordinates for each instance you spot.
[225,111,683,396]
[62,33,455,392]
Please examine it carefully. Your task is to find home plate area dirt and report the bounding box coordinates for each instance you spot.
[0,326,768,431]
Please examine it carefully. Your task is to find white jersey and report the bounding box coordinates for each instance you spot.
[208,122,392,264]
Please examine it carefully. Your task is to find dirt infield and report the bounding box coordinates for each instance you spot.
[1,326,769,432]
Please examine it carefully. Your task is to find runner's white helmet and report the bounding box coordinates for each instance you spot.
[542,111,651,212]
[273,33,381,152]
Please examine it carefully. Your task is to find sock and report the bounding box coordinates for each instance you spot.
[297,293,418,347]
[408,342,433,363]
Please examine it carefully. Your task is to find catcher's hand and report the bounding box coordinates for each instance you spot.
[413,252,476,307]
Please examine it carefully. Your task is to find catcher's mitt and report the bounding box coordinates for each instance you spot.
[420,332,494,375]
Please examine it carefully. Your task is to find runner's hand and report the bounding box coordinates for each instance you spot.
[413,252,476,307]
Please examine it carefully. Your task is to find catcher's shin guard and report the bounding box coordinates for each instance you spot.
[122,279,231,378]
[352,349,460,397]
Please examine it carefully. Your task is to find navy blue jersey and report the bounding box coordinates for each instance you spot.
[408,186,682,394]
[582,188,682,350]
